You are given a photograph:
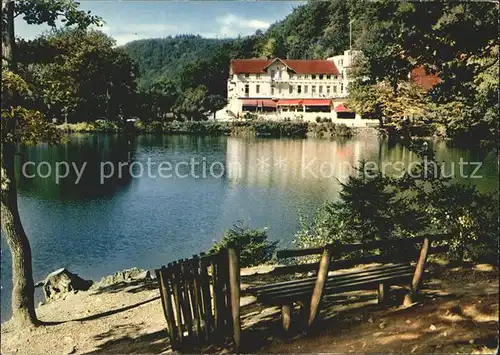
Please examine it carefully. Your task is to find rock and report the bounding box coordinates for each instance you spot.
[405,319,412,324]
[429,324,437,331]
[92,267,153,289]
[36,268,92,302]
[367,317,374,323]
[469,339,475,344]
[379,321,387,329]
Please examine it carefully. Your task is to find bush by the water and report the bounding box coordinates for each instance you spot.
[308,122,354,138]
[294,154,499,264]
[59,120,121,133]
[209,223,278,267]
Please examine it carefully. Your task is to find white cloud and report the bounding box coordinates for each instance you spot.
[215,14,270,37]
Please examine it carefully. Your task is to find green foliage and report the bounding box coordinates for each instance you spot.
[1,70,61,145]
[209,223,278,268]
[18,28,137,122]
[14,0,101,29]
[347,1,499,145]
[294,157,499,264]
[122,35,232,90]
[308,122,354,139]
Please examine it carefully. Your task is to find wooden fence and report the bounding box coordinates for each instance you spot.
[155,245,240,352]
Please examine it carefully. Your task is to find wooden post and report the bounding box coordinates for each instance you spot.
[308,245,332,327]
[377,283,389,304]
[281,304,292,332]
[191,255,203,342]
[179,260,194,338]
[199,253,213,340]
[170,262,184,343]
[227,243,241,352]
[405,237,430,305]
[157,267,178,347]
[210,256,222,331]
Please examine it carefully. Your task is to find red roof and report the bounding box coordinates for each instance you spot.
[242,99,277,108]
[278,99,332,106]
[231,58,339,75]
[280,60,339,75]
[411,66,440,90]
[231,59,271,74]
[334,104,352,112]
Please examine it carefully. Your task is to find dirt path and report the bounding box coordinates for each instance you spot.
[1,264,498,354]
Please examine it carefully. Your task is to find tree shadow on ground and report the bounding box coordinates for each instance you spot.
[91,279,158,295]
[82,323,169,354]
[238,279,498,354]
[71,296,160,322]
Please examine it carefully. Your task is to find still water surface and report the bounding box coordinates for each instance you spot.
[1,134,497,320]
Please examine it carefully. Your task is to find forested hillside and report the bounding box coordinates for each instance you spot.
[122,35,231,89]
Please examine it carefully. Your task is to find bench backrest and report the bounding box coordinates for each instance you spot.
[271,233,452,277]
[155,245,241,351]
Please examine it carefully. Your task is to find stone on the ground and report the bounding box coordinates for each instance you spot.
[92,267,153,289]
[36,268,93,302]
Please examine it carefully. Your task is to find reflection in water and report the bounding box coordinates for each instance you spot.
[226,138,380,200]
[15,134,135,200]
[1,134,497,321]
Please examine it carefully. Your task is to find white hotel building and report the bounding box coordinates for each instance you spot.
[218,50,371,125]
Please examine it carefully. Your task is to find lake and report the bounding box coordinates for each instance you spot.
[1,134,498,321]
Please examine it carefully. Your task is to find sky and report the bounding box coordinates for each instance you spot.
[15,1,306,46]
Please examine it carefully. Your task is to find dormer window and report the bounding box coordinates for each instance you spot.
[312,74,316,79]
[245,73,250,78]
[319,74,324,80]
[256,74,260,79]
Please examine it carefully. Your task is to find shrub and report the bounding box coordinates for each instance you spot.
[209,222,278,267]
[315,116,322,123]
[294,157,499,264]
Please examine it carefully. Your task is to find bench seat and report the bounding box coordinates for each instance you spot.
[247,263,416,305]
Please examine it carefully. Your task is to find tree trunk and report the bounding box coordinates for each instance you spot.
[1,0,39,327]
[2,0,16,71]
[1,143,39,327]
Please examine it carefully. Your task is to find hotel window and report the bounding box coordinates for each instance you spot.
[297,85,302,94]
[245,73,250,78]
[256,74,260,79]
[319,74,324,80]
[289,85,293,94]
[333,86,337,93]
[304,85,308,94]
[256,84,260,94]
[319,86,323,94]
[326,86,330,95]
[326,75,331,79]
[312,85,316,94]
[340,83,344,93]
[271,87,275,95]
[290,73,294,79]
[312,74,316,79]
[271,70,275,79]
[244,84,249,96]
[279,87,282,94]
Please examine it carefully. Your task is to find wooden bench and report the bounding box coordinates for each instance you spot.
[246,234,451,331]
